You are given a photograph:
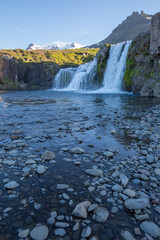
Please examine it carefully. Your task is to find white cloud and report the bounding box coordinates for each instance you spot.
[72,31,89,36]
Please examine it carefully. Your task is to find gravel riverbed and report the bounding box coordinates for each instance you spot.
[0,90,160,240]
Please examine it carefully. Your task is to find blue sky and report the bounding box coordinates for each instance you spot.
[0,0,159,49]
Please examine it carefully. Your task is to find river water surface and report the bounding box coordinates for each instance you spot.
[0,90,160,240]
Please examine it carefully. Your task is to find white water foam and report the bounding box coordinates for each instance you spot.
[98,41,132,93]
[53,41,131,93]
[53,58,97,90]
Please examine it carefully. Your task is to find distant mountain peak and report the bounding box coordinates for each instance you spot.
[88,11,153,48]
[26,41,84,50]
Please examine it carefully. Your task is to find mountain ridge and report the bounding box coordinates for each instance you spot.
[27,41,84,50]
[88,11,152,48]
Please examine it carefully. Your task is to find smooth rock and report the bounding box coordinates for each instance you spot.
[81,226,92,238]
[155,168,160,175]
[30,225,49,240]
[146,155,154,164]
[92,207,109,222]
[120,174,129,187]
[125,198,149,210]
[112,184,123,193]
[56,184,69,190]
[72,201,91,218]
[121,230,136,240]
[54,228,66,237]
[70,147,84,154]
[18,229,30,238]
[123,189,136,198]
[103,151,113,158]
[4,181,19,189]
[85,169,103,177]
[55,222,69,228]
[140,221,160,238]
[41,151,55,160]
[37,165,48,174]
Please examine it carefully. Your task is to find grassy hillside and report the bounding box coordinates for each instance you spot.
[0,48,98,67]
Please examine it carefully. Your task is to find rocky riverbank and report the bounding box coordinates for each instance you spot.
[0,91,160,240]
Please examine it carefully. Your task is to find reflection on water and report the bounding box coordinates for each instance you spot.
[0,90,160,239]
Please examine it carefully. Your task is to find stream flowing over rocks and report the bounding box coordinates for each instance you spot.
[0,90,160,240]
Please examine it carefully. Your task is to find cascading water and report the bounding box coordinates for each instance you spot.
[67,58,97,90]
[53,58,97,90]
[53,41,131,92]
[99,41,132,93]
[53,67,77,89]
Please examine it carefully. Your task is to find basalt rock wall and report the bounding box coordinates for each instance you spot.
[124,12,160,97]
[0,55,60,90]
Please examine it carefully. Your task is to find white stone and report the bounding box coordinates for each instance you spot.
[123,189,136,198]
[47,216,55,225]
[4,181,19,189]
[55,222,69,228]
[56,184,69,190]
[30,225,49,240]
[81,226,92,238]
[120,174,129,187]
[54,228,66,236]
[73,222,80,231]
[72,201,91,218]
[125,198,149,210]
[155,168,160,175]
[121,230,136,240]
[34,202,41,210]
[37,165,48,174]
[85,169,103,177]
[18,229,30,238]
[70,147,84,154]
[3,160,16,166]
[103,151,113,158]
[41,151,55,160]
[140,221,160,238]
[92,207,109,222]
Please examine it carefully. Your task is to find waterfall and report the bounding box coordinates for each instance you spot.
[53,67,77,89]
[53,58,97,90]
[100,41,132,93]
[53,41,131,92]
[67,58,97,90]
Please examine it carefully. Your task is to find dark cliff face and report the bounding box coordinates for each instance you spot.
[0,56,60,90]
[124,12,160,97]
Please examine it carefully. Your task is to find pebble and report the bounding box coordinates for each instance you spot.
[37,165,48,174]
[41,151,55,160]
[121,230,137,240]
[30,225,49,240]
[70,147,84,154]
[124,198,149,210]
[54,228,66,236]
[85,169,103,177]
[92,207,109,222]
[81,226,92,238]
[4,181,19,189]
[72,201,91,218]
[56,184,70,190]
[18,229,30,238]
[140,221,160,238]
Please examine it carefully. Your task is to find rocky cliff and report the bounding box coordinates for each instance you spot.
[124,12,160,97]
[0,55,59,90]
